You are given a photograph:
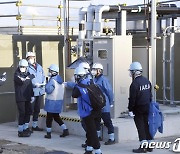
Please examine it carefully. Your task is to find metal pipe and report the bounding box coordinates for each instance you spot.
[78,7,87,57]
[94,5,110,36]
[20,4,59,8]
[0,15,17,17]
[63,0,68,81]
[150,0,157,102]
[0,92,15,95]
[0,1,17,4]
[157,0,180,4]
[157,99,180,103]
[170,32,175,105]
[121,10,127,36]
[113,5,180,15]
[78,7,87,39]
[162,33,168,104]
[86,4,96,39]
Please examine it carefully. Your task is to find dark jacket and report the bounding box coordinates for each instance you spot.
[128,76,152,114]
[14,68,34,102]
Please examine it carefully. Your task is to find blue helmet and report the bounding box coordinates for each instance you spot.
[19,59,28,67]
[48,64,59,72]
[129,62,142,71]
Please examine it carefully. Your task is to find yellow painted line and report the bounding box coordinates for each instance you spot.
[38,113,81,123]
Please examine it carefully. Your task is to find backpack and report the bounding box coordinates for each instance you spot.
[79,82,106,111]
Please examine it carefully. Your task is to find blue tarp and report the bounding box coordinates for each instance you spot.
[148,101,163,139]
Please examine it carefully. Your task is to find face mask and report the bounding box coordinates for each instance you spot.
[28,58,35,65]
[84,68,89,74]
[20,67,26,73]
[129,71,132,77]
[91,70,97,76]
[48,72,52,77]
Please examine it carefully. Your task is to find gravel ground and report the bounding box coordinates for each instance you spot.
[0,140,71,154]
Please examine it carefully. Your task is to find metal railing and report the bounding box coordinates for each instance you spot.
[0,0,79,35]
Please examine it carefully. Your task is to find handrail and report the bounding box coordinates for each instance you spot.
[0,1,17,4]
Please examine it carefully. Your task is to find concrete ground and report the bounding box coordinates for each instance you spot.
[0,122,178,154]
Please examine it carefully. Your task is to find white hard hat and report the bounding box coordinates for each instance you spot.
[129,62,142,71]
[26,52,36,58]
[74,66,86,75]
[92,63,103,70]
[79,62,90,69]
[48,64,59,72]
[19,59,28,67]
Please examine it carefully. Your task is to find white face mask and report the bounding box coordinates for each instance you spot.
[20,67,26,73]
[84,68,89,74]
[28,58,35,65]
[129,71,132,77]
[91,70,97,76]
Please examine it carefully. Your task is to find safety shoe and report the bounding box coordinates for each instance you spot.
[60,129,69,137]
[44,132,51,139]
[84,150,93,154]
[104,139,115,145]
[0,148,3,153]
[81,143,87,148]
[99,137,103,141]
[32,126,43,131]
[132,146,147,153]
[147,147,153,152]
[18,131,31,137]
[24,128,33,134]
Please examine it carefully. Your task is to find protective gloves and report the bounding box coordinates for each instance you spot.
[31,97,35,103]
[129,111,135,117]
[110,105,114,108]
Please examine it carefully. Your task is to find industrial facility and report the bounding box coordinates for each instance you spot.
[0,0,180,142]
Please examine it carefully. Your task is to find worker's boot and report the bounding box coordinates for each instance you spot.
[18,131,31,137]
[132,146,147,153]
[44,132,51,139]
[60,129,69,137]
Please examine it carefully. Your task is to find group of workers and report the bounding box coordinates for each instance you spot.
[69,61,153,154]
[0,50,153,154]
[14,52,69,139]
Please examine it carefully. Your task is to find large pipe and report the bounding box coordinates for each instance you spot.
[86,4,96,39]
[106,5,180,15]
[121,10,127,36]
[79,7,87,40]
[94,5,110,36]
[78,7,87,57]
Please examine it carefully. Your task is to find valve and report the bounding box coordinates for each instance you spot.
[154,84,159,91]
[16,15,22,20]
[16,0,22,6]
